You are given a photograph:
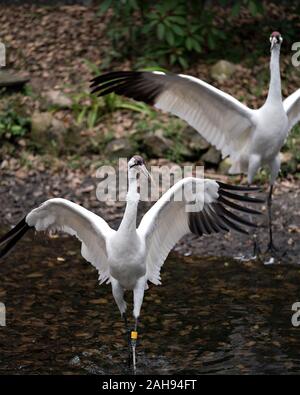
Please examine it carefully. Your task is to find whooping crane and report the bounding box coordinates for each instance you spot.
[0,156,263,372]
[90,32,300,255]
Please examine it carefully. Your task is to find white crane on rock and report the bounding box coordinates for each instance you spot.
[0,156,263,373]
[90,32,300,255]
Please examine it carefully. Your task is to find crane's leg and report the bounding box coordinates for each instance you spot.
[122,312,132,369]
[131,318,139,375]
[131,277,146,375]
[266,184,277,253]
[251,214,262,258]
[111,279,131,368]
[247,155,262,259]
[266,155,281,255]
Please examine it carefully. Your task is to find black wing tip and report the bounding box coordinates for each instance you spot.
[188,182,264,238]
[217,196,262,216]
[0,218,31,260]
[218,203,258,229]
[89,70,164,105]
[217,181,262,192]
[0,216,27,246]
[188,209,250,237]
[90,70,141,87]
[218,188,265,204]
[188,212,203,236]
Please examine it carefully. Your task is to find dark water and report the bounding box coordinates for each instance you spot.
[0,231,300,375]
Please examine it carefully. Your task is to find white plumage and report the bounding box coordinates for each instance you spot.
[91,32,299,252]
[27,199,113,285]
[283,88,300,132]
[0,156,262,371]
[0,156,262,322]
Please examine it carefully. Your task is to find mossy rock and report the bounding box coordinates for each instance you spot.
[30,111,68,155]
[105,137,135,158]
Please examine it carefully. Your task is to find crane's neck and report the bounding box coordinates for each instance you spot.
[266,46,282,105]
[118,172,139,235]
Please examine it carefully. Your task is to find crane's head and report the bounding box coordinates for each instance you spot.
[128,155,151,179]
[270,31,282,50]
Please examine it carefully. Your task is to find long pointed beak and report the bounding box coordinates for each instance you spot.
[270,37,277,50]
[140,164,154,183]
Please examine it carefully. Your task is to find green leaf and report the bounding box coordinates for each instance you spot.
[98,0,113,15]
[11,125,22,134]
[185,37,193,51]
[88,109,98,129]
[83,59,100,75]
[157,23,165,40]
[231,3,240,17]
[170,54,177,65]
[178,56,188,69]
[192,40,202,53]
[168,16,186,25]
[140,66,168,73]
[170,23,185,36]
[117,101,151,115]
[248,0,258,16]
[129,0,139,11]
[77,108,87,125]
[166,30,175,46]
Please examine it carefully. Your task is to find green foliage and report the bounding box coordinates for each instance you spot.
[98,0,264,69]
[71,90,153,129]
[132,115,188,162]
[0,106,30,142]
[71,91,103,129]
[224,0,264,17]
[71,61,154,128]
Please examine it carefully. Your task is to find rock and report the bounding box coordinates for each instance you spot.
[143,130,174,157]
[31,111,53,135]
[51,118,67,135]
[44,90,72,109]
[183,126,210,152]
[69,356,81,367]
[105,137,134,158]
[201,146,221,165]
[218,157,232,174]
[210,60,236,82]
[176,144,194,159]
[31,111,68,154]
[0,69,29,88]
[280,152,293,163]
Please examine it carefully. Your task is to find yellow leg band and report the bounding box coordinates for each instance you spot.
[131,331,138,340]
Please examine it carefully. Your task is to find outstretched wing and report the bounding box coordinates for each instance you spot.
[283,88,300,132]
[0,198,115,284]
[137,178,263,285]
[91,71,255,162]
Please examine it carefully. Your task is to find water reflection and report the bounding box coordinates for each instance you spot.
[0,231,299,374]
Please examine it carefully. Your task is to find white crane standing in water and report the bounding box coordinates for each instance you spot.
[90,32,300,255]
[0,156,263,373]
